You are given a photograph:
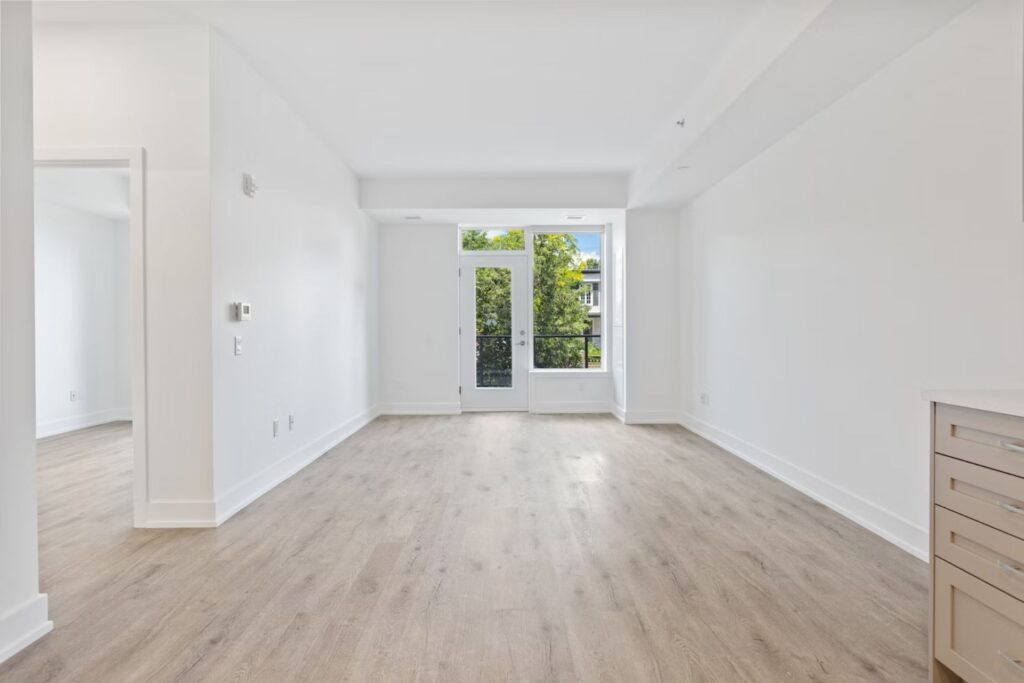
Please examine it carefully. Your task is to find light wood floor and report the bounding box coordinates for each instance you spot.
[1,415,928,682]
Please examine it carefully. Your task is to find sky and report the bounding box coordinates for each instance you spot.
[575,233,601,264]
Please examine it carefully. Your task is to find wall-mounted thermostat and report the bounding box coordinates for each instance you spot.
[233,302,252,321]
[242,173,258,198]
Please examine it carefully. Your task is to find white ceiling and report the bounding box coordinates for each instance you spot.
[34,166,131,221]
[36,1,761,179]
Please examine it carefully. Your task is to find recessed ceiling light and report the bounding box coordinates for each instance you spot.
[677,165,690,170]
[566,215,585,221]
[404,215,422,221]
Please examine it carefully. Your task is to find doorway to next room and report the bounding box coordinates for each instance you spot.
[32,160,145,551]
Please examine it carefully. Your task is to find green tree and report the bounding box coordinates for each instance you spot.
[461,229,524,251]
[532,234,591,368]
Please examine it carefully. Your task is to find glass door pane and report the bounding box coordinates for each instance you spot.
[475,266,512,388]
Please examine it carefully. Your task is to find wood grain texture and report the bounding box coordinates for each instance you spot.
[1,415,929,682]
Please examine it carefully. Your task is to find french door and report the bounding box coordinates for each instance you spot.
[459,254,529,411]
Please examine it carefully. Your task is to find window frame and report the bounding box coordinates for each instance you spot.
[458,225,608,373]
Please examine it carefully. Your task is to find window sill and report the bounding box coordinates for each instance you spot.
[530,369,609,377]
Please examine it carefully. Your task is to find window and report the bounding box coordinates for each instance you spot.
[461,228,525,251]
[474,267,512,387]
[533,230,602,370]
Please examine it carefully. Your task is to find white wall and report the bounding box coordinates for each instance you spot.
[378,222,625,414]
[623,208,679,423]
[378,223,461,414]
[530,372,612,414]
[34,23,215,524]
[34,201,130,437]
[0,0,52,664]
[361,176,628,211]
[679,0,1024,559]
[209,34,380,521]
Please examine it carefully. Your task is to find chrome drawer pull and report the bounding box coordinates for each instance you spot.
[997,559,1024,580]
[999,501,1024,516]
[1000,652,1024,675]
[999,440,1024,454]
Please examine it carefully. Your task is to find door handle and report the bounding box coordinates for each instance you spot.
[517,341,526,346]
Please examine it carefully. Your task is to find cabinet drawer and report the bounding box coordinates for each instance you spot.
[935,455,1024,540]
[935,506,1024,603]
[935,559,1024,683]
[936,403,1024,477]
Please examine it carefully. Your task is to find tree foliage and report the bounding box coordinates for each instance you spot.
[532,234,592,368]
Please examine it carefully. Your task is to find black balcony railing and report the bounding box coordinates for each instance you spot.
[533,334,601,369]
[475,335,513,387]
[475,334,603,386]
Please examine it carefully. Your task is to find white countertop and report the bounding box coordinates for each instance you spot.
[923,390,1024,418]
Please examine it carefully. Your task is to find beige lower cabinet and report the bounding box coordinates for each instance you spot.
[934,559,1024,681]
[929,394,1024,683]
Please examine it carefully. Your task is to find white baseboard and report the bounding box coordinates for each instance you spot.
[37,408,131,439]
[623,410,679,424]
[139,499,218,528]
[214,406,381,525]
[678,411,929,562]
[0,594,52,665]
[610,403,626,422]
[378,402,462,415]
[530,401,611,414]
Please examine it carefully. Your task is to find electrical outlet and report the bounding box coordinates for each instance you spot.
[69,390,79,402]
[234,336,243,356]
[273,419,279,438]
[288,415,295,431]
[699,392,710,407]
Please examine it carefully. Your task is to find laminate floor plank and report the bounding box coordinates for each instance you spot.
[0,415,928,682]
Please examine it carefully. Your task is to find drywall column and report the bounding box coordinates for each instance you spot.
[0,0,53,663]
[622,208,680,423]
[677,206,696,420]
[610,217,627,415]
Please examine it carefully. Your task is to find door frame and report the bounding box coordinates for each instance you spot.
[456,225,609,413]
[459,253,530,411]
[35,148,149,527]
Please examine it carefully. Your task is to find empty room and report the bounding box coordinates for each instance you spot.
[1,0,1022,681]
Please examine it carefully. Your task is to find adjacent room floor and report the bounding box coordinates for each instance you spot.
[0,415,928,682]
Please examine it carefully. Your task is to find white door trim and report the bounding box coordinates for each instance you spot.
[35,147,149,528]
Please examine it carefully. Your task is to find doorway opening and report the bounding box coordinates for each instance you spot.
[34,150,148,528]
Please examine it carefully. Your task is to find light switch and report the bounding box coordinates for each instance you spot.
[234,336,243,356]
